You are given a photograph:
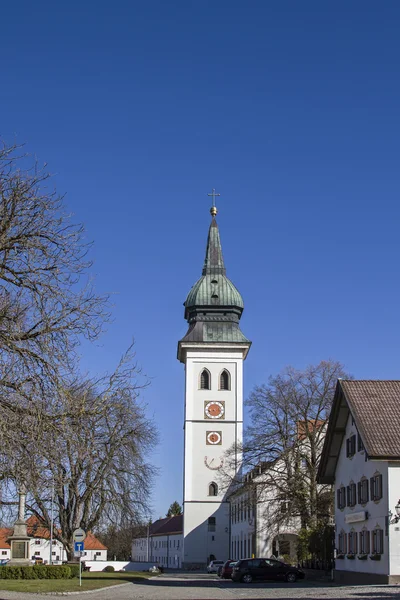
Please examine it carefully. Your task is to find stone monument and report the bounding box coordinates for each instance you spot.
[8,486,31,566]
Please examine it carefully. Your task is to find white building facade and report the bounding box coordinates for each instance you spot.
[0,525,106,564]
[131,515,183,568]
[230,465,302,563]
[177,201,251,567]
[318,379,400,584]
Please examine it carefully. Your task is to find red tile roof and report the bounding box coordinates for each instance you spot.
[0,529,12,549]
[6,516,108,550]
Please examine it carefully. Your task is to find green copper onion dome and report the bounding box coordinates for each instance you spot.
[180,205,249,345]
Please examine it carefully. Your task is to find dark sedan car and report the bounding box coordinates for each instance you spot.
[218,560,237,579]
[231,558,305,583]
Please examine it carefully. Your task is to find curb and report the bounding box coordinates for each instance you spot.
[0,582,133,597]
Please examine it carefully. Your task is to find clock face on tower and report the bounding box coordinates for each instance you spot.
[206,431,222,445]
[204,456,224,470]
[204,401,225,420]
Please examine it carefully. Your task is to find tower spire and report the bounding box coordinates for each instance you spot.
[202,214,226,276]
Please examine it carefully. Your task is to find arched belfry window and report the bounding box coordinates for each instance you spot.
[200,368,211,390]
[219,369,230,391]
[209,482,218,496]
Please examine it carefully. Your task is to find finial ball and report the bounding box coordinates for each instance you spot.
[210,206,218,217]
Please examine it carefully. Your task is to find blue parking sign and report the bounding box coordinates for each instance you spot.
[74,542,84,553]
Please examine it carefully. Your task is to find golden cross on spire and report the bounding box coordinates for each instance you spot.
[207,188,220,217]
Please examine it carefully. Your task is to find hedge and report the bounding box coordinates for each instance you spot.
[0,565,77,579]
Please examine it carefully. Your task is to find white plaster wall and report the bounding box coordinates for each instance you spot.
[388,463,400,575]
[132,534,183,568]
[85,560,154,572]
[335,413,389,575]
[29,539,66,563]
[83,549,107,561]
[230,489,255,560]
[0,549,10,561]
[183,349,246,564]
[184,501,229,564]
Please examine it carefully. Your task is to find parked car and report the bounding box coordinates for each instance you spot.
[231,558,305,583]
[207,560,224,573]
[218,559,237,579]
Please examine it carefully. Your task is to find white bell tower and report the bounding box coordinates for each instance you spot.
[178,193,251,568]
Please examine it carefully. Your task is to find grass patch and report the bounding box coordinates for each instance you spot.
[0,570,154,592]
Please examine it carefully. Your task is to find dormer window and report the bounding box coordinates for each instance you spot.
[200,369,211,390]
[219,369,230,391]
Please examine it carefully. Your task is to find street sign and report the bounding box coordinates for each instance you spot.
[74,541,84,553]
[73,528,86,543]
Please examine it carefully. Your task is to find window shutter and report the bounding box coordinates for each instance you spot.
[379,529,383,553]
[366,531,370,554]
[346,439,349,457]
[357,481,361,504]
[370,477,374,501]
[346,486,350,506]
[337,488,340,508]
[377,474,383,500]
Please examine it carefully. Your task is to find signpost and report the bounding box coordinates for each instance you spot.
[73,529,86,587]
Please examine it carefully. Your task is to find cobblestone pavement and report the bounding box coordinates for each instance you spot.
[0,573,400,600]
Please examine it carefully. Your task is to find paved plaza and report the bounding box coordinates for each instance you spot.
[0,573,400,600]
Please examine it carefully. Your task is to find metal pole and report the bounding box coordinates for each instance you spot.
[79,554,82,587]
[49,476,54,565]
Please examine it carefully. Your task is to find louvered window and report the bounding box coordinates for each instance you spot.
[209,482,218,496]
[372,528,383,554]
[359,530,370,554]
[219,370,230,390]
[200,369,210,390]
[370,473,383,501]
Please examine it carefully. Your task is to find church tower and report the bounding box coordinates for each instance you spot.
[177,193,251,567]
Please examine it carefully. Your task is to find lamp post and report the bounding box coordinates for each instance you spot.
[388,499,400,524]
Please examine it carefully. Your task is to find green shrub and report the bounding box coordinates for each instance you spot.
[0,565,72,579]
[68,564,80,578]
[103,565,115,572]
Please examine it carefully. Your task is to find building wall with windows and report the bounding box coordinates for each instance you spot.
[0,519,107,564]
[132,532,183,568]
[230,466,302,562]
[131,515,183,568]
[334,413,389,578]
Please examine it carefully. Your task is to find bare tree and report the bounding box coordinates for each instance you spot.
[0,348,157,561]
[224,360,349,533]
[0,141,108,408]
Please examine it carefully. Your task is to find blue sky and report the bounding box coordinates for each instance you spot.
[1,1,400,519]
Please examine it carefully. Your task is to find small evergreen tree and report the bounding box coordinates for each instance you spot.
[166,501,182,517]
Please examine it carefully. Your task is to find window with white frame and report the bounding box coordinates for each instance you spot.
[359,530,370,554]
[337,486,346,509]
[347,482,357,507]
[338,531,347,554]
[219,370,230,391]
[1,551,7,555]
[35,540,41,545]
[346,434,356,458]
[348,530,357,554]
[370,473,383,501]
[200,369,211,390]
[358,478,369,505]
[372,528,383,554]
